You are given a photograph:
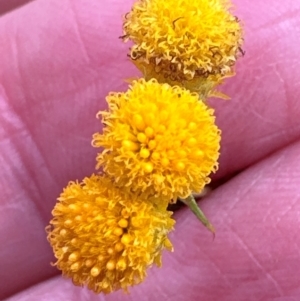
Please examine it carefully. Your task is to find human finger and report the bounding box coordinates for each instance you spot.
[6,140,300,301]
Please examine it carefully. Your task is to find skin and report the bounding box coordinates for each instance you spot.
[0,0,33,15]
[0,0,300,300]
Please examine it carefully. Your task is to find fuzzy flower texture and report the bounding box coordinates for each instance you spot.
[47,175,174,294]
[48,0,243,295]
[122,0,243,98]
[93,79,220,202]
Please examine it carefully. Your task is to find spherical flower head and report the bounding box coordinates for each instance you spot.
[92,79,221,201]
[122,0,243,98]
[47,175,174,294]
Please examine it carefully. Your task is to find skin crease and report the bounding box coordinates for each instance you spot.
[0,0,299,300]
[0,0,34,15]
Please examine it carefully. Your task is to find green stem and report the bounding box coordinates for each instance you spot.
[180,195,215,236]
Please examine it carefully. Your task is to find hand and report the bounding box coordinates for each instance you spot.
[1,0,300,300]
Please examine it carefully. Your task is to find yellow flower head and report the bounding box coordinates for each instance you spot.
[92,79,220,201]
[47,175,174,294]
[122,0,243,98]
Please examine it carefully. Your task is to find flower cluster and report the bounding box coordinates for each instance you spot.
[122,0,243,98]
[92,79,220,202]
[48,0,243,295]
[47,175,174,293]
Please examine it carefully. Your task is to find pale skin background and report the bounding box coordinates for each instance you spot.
[0,0,300,300]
